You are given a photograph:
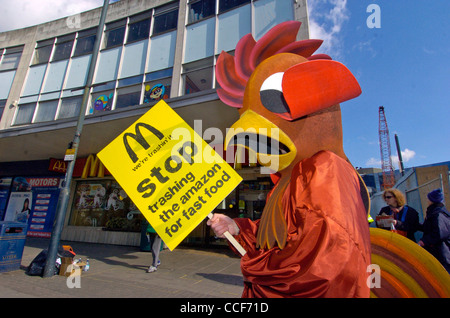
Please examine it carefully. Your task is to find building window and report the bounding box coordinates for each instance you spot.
[153,3,179,35]
[34,100,58,123]
[104,20,126,49]
[94,46,122,84]
[22,65,47,97]
[58,96,82,119]
[144,70,172,103]
[0,99,6,121]
[42,60,69,93]
[216,2,251,53]
[116,85,141,109]
[127,18,151,43]
[118,75,143,88]
[91,91,114,114]
[0,47,22,102]
[182,57,214,95]
[90,82,115,114]
[147,31,176,73]
[0,46,23,71]
[184,17,215,63]
[188,0,216,24]
[14,103,36,125]
[106,27,125,48]
[0,71,16,101]
[52,34,75,61]
[74,28,96,56]
[144,82,171,103]
[64,55,91,89]
[32,39,54,65]
[218,0,251,14]
[120,40,148,79]
[0,52,22,70]
[254,0,294,40]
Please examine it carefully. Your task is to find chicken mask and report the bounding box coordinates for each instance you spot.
[217,21,362,249]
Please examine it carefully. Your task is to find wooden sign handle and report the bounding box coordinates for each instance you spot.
[208,213,246,256]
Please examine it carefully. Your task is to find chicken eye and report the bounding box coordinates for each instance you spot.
[260,72,290,114]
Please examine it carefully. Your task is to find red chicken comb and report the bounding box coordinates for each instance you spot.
[216,21,328,108]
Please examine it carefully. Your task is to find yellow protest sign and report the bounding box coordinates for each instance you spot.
[97,100,242,251]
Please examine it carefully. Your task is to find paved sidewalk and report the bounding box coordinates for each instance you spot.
[0,237,244,298]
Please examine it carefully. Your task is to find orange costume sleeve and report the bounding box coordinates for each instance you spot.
[231,151,371,298]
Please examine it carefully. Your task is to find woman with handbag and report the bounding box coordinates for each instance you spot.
[377,188,421,241]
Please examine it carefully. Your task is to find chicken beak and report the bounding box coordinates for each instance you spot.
[224,110,297,172]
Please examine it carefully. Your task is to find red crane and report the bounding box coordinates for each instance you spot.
[378,106,395,189]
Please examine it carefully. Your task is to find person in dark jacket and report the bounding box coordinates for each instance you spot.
[418,189,450,274]
[377,188,421,241]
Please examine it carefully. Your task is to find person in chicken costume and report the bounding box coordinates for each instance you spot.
[208,21,371,298]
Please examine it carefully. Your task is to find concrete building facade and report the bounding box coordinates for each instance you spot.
[0,0,310,246]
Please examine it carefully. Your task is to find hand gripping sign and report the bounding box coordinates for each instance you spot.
[98,100,245,255]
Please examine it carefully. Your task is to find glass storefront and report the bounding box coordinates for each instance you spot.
[68,166,273,246]
[69,179,143,232]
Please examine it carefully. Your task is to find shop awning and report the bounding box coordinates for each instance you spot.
[0,90,239,163]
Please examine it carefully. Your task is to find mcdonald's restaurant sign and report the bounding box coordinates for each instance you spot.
[97,100,242,250]
[49,156,110,178]
[80,154,110,178]
[49,158,68,173]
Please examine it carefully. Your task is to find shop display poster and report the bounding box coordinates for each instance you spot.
[4,192,32,223]
[98,100,242,250]
[3,177,62,237]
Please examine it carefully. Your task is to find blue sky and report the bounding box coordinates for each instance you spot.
[0,0,448,169]
[309,0,450,169]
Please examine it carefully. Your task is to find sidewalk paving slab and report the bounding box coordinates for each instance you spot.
[0,237,244,298]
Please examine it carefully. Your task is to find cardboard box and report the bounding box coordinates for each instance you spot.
[59,257,86,277]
